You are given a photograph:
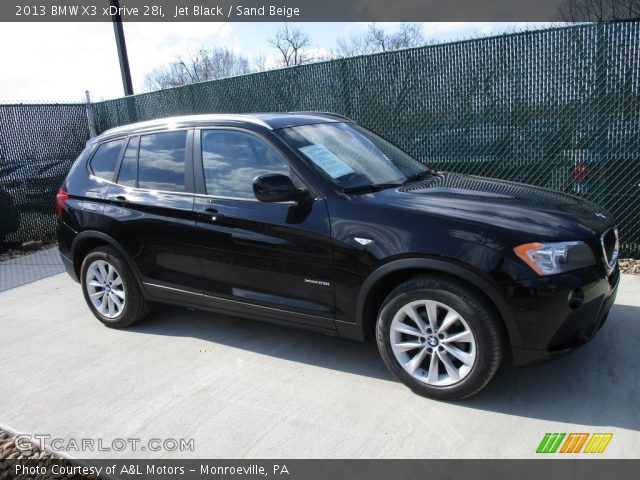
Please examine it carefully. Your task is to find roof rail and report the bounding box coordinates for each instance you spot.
[288,111,353,122]
[98,114,272,139]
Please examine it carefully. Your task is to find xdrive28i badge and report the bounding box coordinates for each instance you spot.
[304,279,331,287]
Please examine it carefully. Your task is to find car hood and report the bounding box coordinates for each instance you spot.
[373,172,614,240]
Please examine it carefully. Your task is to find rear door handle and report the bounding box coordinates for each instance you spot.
[196,207,224,222]
[111,195,128,203]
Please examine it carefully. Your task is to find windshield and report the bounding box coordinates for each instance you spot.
[276,122,432,192]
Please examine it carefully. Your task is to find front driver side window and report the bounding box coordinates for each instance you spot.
[201,130,290,199]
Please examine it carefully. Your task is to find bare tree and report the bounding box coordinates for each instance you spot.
[558,0,640,20]
[334,22,426,58]
[335,35,370,57]
[253,53,268,72]
[269,24,315,67]
[366,23,389,52]
[144,47,252,91]
[388,23,426,50]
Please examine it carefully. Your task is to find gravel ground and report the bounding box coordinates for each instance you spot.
[0,240,55,262]
[0,428,96,480]
[619,258,640,275]
[0,428,55,462]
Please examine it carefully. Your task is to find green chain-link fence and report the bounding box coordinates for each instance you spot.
[1,22,639,256]
[0,103,90,247]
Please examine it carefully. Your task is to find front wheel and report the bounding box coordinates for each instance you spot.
[376,275,505,400]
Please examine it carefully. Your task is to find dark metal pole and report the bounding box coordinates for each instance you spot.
[110,0,134,96]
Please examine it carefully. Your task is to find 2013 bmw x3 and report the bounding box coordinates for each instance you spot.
[56,113,620,399]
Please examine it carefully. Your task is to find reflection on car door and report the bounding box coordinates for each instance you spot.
[192,128,335,331]
[105,130,202,297]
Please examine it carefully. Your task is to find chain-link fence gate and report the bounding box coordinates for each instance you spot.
[1,22,639,257]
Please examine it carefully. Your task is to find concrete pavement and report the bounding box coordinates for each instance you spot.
[0,272,638,459]
[0,246,63,292]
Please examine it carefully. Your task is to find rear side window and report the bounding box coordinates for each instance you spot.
[138,131,187,192]
[89,139,124,181]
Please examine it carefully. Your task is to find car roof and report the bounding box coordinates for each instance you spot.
[94,112,352,142]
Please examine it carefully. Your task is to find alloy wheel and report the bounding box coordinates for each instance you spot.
[85,259,126,320]
[389,299,477,386]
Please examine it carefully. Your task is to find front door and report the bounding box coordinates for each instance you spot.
[192,128,335,331]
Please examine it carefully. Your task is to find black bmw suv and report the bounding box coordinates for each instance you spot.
[57,112,620,399]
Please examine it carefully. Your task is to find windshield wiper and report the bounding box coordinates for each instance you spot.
[342,183,402,194]
[402,170,437,185]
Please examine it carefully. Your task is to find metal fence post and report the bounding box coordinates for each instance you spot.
[85,90,97,138]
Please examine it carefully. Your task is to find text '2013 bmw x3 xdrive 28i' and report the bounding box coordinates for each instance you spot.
[56,113,620,399]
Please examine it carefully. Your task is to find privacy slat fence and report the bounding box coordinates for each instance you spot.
[1,22,639,256]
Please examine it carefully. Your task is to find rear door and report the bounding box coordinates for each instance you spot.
[105,130,203,300]
[191,128,335,331]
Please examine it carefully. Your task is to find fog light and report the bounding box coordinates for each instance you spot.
[568,288,584,309]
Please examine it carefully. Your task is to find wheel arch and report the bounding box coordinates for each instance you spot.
[70,231,142,285]
[344,258,522,349]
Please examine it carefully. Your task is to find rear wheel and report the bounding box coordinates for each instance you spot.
[80,246,151,328]
[376,275,505,400]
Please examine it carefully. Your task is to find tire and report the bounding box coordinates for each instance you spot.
[376,274,505,400]
[80,245,151,328]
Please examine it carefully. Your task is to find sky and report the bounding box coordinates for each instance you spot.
[0,21,557,103]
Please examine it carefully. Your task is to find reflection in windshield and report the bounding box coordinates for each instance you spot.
[277,122,431,192]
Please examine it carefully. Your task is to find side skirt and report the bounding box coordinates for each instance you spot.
[142,282,337,335]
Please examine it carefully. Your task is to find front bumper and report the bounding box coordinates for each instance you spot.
[509,264,620,366]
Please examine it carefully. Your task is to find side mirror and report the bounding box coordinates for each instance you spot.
[253,174,310,203]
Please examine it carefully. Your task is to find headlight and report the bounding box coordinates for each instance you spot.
[514,241,595,276]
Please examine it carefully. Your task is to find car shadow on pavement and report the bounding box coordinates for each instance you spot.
[463,303,640,431]
[128,304,392,381]
[129,302,639,431]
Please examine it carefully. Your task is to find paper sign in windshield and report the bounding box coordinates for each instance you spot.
[299,144,355,179]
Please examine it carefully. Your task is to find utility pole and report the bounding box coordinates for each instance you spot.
[85,90,97,137]
[110,0,134,96]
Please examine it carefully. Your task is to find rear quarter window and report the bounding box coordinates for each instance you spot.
[89,139,125,181]
[116,137,139,187]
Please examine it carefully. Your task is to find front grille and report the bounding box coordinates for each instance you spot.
[600,227,619,269]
